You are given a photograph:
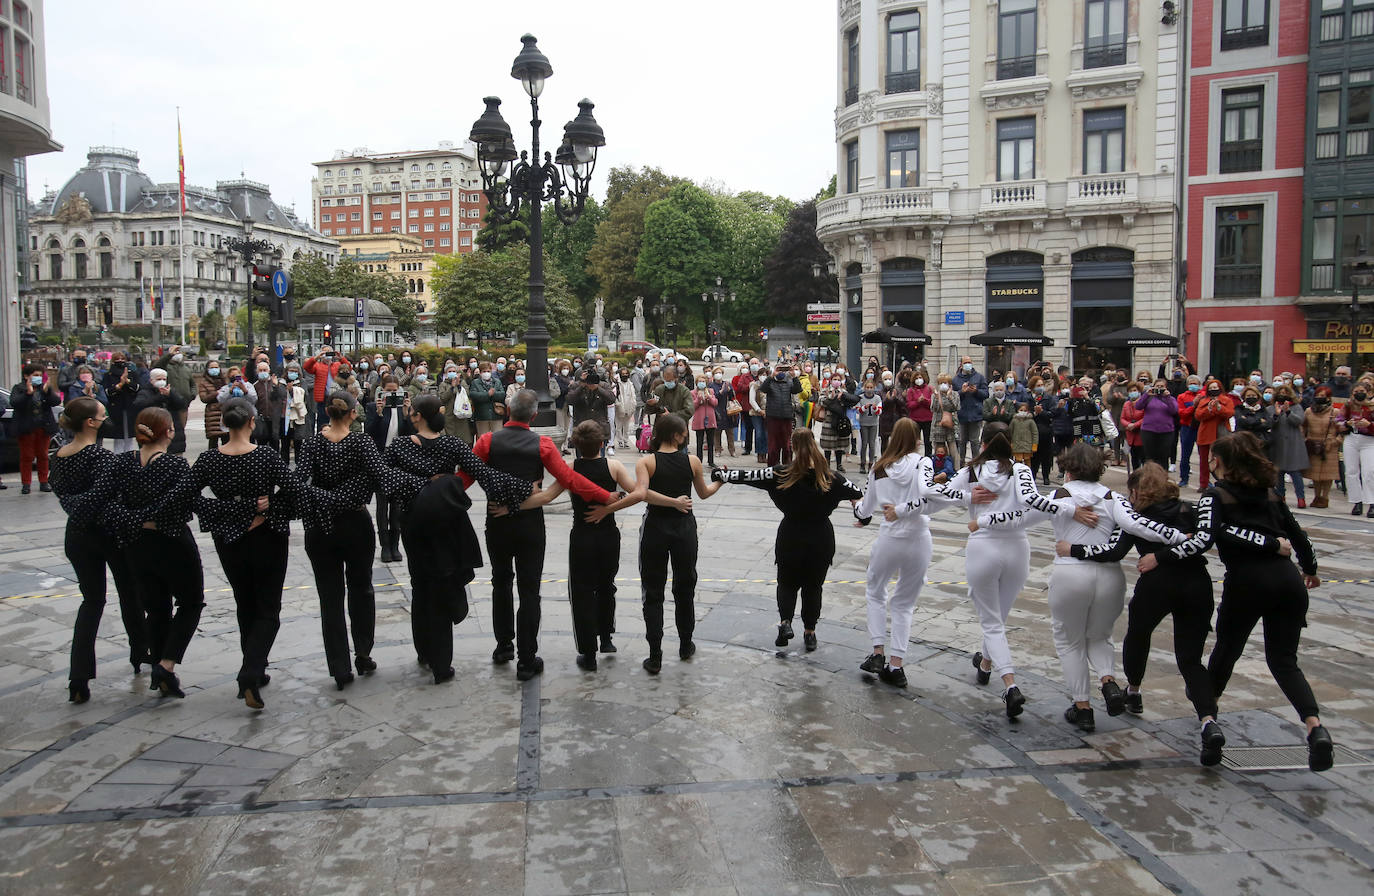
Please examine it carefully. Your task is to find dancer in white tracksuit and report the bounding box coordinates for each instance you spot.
[975,441,1187,732]
[927,422,1087,718]
[854,419,934,689]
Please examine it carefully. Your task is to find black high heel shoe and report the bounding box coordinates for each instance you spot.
[335,672,355,691]
[68,681,90,704]
[236,679,265,710]
[151,665,186,699]
[355,656,377,676]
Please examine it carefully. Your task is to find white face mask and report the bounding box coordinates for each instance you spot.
[480,371,491,381]
[914,378,924,386]
[171,353,183,363]
[939,383,951,392]
[152,379,167,390]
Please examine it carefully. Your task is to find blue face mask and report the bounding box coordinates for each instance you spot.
[445,371,457,380]
[1262,392,1274,402]
[1128,391,1140,400]
[207,367,220,377]
[257,371,269,381]
[496,363,506,372]
[515,375,526,384]
[360,363,369,371]
[664,381,677,389]
[287,372,299,381]
[30,375,43,386]
[1187,384,1201,393]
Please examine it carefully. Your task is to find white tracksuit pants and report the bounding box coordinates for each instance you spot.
[1048,561,1127,702]
[865,529,932,659]
[1346,433,1374,504]
[965,535,1031,679]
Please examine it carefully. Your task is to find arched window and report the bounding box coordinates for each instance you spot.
[408,278,416,293]
[442,161,452,169]
[45,237,59,250]
[214,298,223,314]
[324,170,333,179]
[411,164,420,173]
[72,237,85,248]
[353,168,361,176]
[417,279,424,293]
[338,168,347,177]
[426,162,435,171]
[174,296,183,318]
[197,297,206,317]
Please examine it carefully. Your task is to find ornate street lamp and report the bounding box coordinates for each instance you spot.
[469,34,606,422]
[214,216,274,359]
[1346,253,1374,370]
[701,276,735,351]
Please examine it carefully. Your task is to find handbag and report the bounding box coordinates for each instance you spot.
[1098,410,1119,441]
[726,398,742,416]
[940,410,954,429]
[454,388,473,420]
[1305,438,1325,459]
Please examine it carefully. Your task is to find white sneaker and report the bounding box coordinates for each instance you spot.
[606,446,616,456]
[1168,463,1177,473]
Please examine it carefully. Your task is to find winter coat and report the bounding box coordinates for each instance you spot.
[198,373,226,435]
[569,380,617,439]
[1303,405,1342,481]
[1133,392,1179,434]
[759,375,802,420]
[904,384,933,423]
[8,381,60,437]
[101,369,142,440]
[982,396,1017,426]
[1233,402,1274,446]
[1268,402,1308,472]
[164,358,196,405]
[1119,398,1145,448]
[468,377,502,421]
[133,386,190,453]
[952,370,989,422]
[1193,393,1235,446]
[930,391,959,442]
[689,387,718,430]
[64,380,108,407]
[1009,413,1038,454]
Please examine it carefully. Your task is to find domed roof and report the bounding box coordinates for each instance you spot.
[49,147,156,215]
[298,296,398,324]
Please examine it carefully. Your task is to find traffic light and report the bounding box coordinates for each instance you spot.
[251,262,295,327]
[251,263,276,311]
[322,323,333,345]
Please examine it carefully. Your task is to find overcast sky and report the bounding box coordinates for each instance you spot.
[27,0,839,216]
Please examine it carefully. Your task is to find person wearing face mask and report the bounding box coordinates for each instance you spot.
[983,380,1016,427]
[132,367,190,455]
[613,365,639,451]
[468,362,503,435]
[732,363,755,455]
[817,374,859,472]
[904,371,934,455]
[747,364,770,463]
[1173,375,1204,485]
[929,373,960,459]
[759,362,804,465]
[952,355,989,466]
[1192,379,1234,491]
[568,365,616,455]
[1268,385,1308,507]
[303,346,353,432]
[857,377,884,473]
[708,367,734,457]
[64,364,108,406]
[1118,381,1147,471]
[58,349,90,395]
[438,364,474,444]
[552,360,574,452]
[688,372,720,466]
[403,364,435,402]
[1337,380,1374,515]
[647,363,694,432]
[101,352,142,453]
[10,363,61,493]
[280,363,309,463]
[1233,385,1273,447]
[1302,385,1341,508]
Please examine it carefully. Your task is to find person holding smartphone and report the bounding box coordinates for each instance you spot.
[101,352,142,453]
[303,346,351,432]
[10,363,61,493]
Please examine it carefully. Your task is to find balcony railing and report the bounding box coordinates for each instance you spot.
[1066,172,1138,207]
[1316,132,1340,160]
[980,179,1047,210]
[1214,264,1262,298]
[997,55,1036,80]
[1311,263,1335,291]
[884,70,921,95]
[844,85,859,107]
[815,186,952,232]
[1219,139,1263,173]
[1220,24,1268,51]
[1083,43,1126,69]
[1350,129,1372,157]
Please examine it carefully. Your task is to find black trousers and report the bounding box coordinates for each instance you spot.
[487,513,547,662]
[569,524,619,655]
[1052,434,1075,468]
[777,532,832,629]
[639,514,698,652]
[1141,430,1173,469]
[129,529,205,666]
[1121,565,1218,720]
[1031,432,1055,482]
[215,526,289,686]
[400,526,470,677]
[695,429,715,466]
[66,523,146,681]
[376,494,403,551]
[1209,560,1321,721]
[305,508,377,679]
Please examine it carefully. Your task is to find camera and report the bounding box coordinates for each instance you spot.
[385,392,404,408]
[584,371,601,386]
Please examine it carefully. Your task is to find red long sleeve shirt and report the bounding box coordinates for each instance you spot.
[472,421,614,505]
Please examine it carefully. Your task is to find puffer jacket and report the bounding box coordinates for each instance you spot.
[198,373,226,435]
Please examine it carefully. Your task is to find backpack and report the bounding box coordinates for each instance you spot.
[636,422,653,452]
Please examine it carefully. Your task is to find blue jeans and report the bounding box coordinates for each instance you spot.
[1274,470,1306,502]
[751,415,768,457]
[1179,425,1198,483]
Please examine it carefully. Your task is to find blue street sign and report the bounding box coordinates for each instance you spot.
[945,311,965,326]
[355,298,367,328]
[588,333,599,349]
[272,269,291,299]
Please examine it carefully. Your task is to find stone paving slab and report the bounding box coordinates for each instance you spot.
[0,421,1372,894]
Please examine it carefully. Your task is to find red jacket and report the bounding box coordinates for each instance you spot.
[303,354,351,403]
[471,421,613,505]
[1194,393,1235,446]
[904,384,934,422]
[1176,390,1200,427]
[731,373,753,404]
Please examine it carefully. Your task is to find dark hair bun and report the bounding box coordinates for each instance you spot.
[221,398,256,431]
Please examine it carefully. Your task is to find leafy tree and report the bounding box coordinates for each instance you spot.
[198,308,224,344]
[715,192,789,339]
[816,175,837,202]
[636,182,726,337]
[586,166,683,320]
[763,200,836,321]
[542,198,604,331]
[431,245,580,351]
[475,204,530,252]
[289,253,417,337]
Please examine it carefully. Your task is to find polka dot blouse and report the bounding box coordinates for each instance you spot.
[191,444,302,543]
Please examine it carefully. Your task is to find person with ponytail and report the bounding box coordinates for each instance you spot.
[929,422,1097,718]
[383,393,536,684]
[298,391,415,690]
[1161,431,1333,771]
[107,408,204,700]
[712,427,864,655]
[50,396,148,703]
[191,397,303,711]
[852,418,936,688]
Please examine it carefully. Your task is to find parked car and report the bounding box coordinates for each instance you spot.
[701,344,743,363]
[803,346,840,364]
[619,340,662,355]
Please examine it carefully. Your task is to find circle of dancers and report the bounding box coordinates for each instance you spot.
[48,390,1335,772]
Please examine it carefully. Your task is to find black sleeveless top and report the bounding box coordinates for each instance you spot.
[646,450,693,521]
[571,456,618,529]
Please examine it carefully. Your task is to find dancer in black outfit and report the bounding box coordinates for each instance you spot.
[627,413,722,674]
[298,391,414,689]
[191,399,302,710]
[1164,431,1334,771]
[108,408,204,700]
[712,428,864,652]
[383,394,533,684]
[1061,462,1225,764]
[49,397,147,703]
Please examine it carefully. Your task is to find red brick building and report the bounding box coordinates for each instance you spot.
[311,143,487,255]
[1183,0,1309,381]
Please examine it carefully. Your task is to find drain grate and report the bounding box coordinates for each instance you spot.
[1219,744,1370,771]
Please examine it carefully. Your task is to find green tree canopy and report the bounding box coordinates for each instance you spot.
[763,200,837,321]
[475,204,530,252]
[431,245,581,349]
[636,182,727,336]
[542,198,604,332]
[289,253,417,337]
[586,166,684,320]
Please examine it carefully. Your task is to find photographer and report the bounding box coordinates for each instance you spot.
[1134,378,1180,469]
[568,364,616,455]
[10,363,61,493]
[303,346,352,432]
[101,352,142,453]
[367,376,415,562]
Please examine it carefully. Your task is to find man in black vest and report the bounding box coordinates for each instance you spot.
[473,390,617,680]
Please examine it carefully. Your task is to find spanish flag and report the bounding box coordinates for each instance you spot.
[148,276,156,311]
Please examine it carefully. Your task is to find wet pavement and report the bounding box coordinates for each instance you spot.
[0,423,1372,895]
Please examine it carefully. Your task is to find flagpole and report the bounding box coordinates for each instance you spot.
[177,107,187,346]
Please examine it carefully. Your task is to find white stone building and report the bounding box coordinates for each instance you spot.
[23,147,338,339]
[818,0,1183,377]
